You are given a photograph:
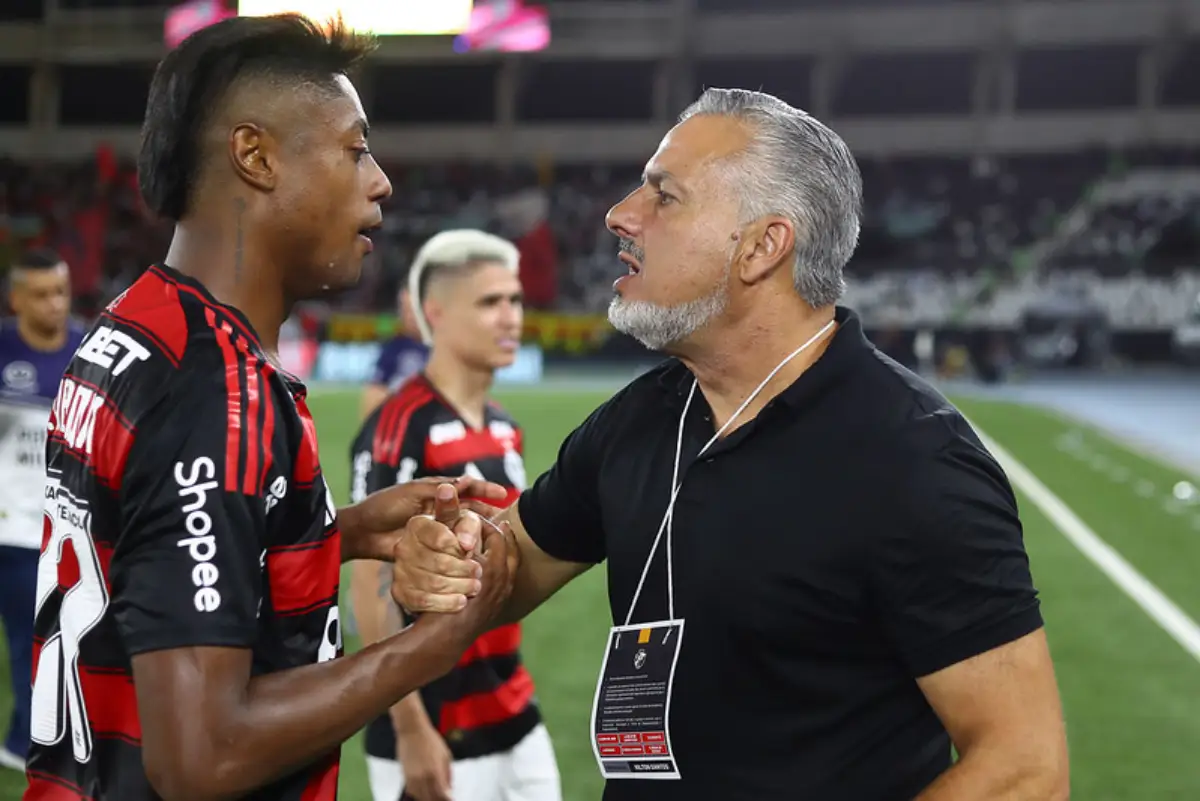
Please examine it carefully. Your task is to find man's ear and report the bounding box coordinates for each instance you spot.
[736,216,796,286]
[423,296,444,333]
[229,123,277,193]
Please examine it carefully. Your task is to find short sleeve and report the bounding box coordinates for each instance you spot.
[870,436,1044,678]
[348,406,423,502]
[517,400,611,565]
[111,368,267,657]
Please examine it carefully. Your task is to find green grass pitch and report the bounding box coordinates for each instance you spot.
[0,385,1198,799]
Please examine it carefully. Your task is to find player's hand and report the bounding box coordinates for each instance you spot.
[393,484,517,629]
[459,508,519,638]
[396,723,453,801]
[341,476,506,563]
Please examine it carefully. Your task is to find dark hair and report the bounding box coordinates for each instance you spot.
[12,248,64,271]
[137,14,376,221]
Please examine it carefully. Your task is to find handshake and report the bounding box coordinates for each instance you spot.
[387,479,520,646]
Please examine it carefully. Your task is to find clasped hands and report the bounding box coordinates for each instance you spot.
[341,475,517,621]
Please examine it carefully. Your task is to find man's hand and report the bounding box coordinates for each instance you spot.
[401,483,518,640]
[341,475,507,563]
[396,722,454,801]
[393,485,586,627]
[394,484,518,616]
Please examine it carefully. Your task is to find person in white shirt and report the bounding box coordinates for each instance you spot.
[0,249,84,770]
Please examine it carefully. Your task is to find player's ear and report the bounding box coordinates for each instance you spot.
[229,123,277,193]
[424,297,445,332]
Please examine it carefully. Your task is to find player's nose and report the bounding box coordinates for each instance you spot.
[368,160,393,204]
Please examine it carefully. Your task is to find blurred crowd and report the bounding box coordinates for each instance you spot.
[2,144,1198,323]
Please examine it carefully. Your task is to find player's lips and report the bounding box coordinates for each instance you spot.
[497,337,520,350]
[358,219,383,252]
[618,252,641,274]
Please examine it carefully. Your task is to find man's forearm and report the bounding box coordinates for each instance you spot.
[914,746,1068,801]
[494,585,550,628]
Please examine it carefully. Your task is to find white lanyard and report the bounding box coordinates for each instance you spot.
[621,318,837,626]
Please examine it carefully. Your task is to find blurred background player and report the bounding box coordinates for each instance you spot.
[359,285,429,419]
[350,229,560,801]
[0,248,84,771]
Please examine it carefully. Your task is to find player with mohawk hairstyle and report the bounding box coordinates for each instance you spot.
[25,15,514,801]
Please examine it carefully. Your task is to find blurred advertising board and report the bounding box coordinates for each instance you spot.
[323,311,614,355]
[313,342,543,385]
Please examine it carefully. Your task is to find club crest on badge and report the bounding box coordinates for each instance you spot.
[3,361,36,393]
[633,649,647,670]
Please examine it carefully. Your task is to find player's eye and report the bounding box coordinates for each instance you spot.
[655,190,675,206]
[352,147,371,163]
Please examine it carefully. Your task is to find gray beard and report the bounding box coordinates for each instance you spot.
[607,281,729,351]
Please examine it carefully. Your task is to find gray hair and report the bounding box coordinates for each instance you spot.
[678,88,862,308]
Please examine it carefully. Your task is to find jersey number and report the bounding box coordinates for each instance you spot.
[30,479,110,763]
[317,606,342,664]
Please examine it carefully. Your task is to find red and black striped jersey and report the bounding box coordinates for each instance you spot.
[25,265,343,801]
[349,375,540,762]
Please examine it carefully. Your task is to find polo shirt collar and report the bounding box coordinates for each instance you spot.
[656,305,868,411]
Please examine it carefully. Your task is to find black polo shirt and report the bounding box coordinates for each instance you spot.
[518,306,1043,801]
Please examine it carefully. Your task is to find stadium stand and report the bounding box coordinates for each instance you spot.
[0,0,1196,354]
[2,146,1198,330]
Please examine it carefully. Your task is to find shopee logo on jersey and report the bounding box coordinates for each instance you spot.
[174,455,222,613]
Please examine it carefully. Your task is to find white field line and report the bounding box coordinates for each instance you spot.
[1052,421,1200,528]
[1038,405,1200,483]
[973,424,1200,664]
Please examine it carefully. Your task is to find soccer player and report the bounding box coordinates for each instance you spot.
[0,249,84,771]
[359,285,428,419]
[350,230,560,801]
[24,16,514,801]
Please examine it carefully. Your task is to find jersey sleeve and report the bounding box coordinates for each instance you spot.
[869,435,1044,678]
[349,401,425,501]
[110,364,268,657]
[517,399,612,565]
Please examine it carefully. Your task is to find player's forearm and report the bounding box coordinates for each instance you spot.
[350,561,439,738]
[390,686,437,736]
[350,559,395,647]
[167,629,460,801]
[337,502,366,563]
[913,742,1069,801]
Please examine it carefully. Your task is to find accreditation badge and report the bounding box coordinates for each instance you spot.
[590,619,684,780]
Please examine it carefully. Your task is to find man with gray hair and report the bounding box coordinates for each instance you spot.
[391,88,1069,801]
